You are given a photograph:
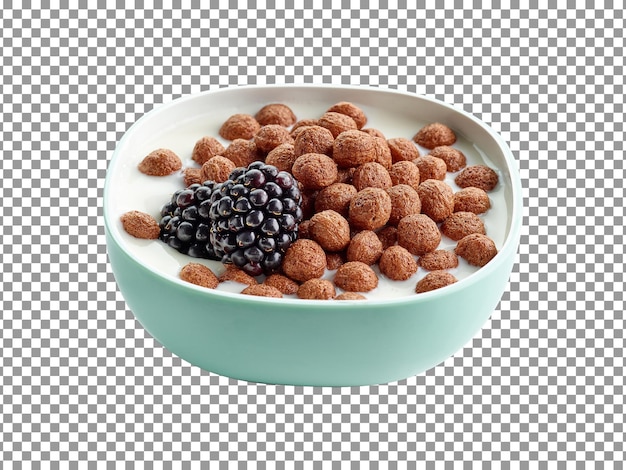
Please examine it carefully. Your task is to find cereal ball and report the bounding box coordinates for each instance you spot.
[387,137,420,163]
[179,263,219,289]
[264,274,299,295]
[183,168,203,187]
[297,279,336,300]
[413,155,447,182]
[326,101,367,129]
[138,148,182,176]
[418,250,459,271]
[192,136,226,165]
[454,233,498,267]
[219,113,261,140]
[293,125,335,157]
[376,225,398,250]
[291,153,338,190]
[282,239,327,282]
[378,246,418,281]
[241,284,283,298]
[335,167,356,184]
[334,292,367,301]
[255,103,297,127]
[253,124,294,154]
[397,213,441,256]
[429,146,467,172]
[291,119,319,135]
[348,187,392,231]
[415,271,458,294]
[201,156,236,183]
[347,230,383,265]
[413,122,457,149]
[352,162,393,191]
[218,266,258,286]
[361,128,386,139]
[417,179,455,223]
[372,136,393,170]
[318,111,358,138]
[454,187,491,214]
[120,210,160,239]
[386,184,422,225]
[326,252,346,271]
[315,183,358,217]
[389,161,421,191]
[297,221,312,241]
[222,139,262,168]
[332,130,377,168]
[334,261,378,292]
[265,143,297,173]
[441,211,486,241]
[455,165,499,192]
[309,210,351,252]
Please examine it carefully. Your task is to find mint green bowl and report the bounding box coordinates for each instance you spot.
[104,85,522,386]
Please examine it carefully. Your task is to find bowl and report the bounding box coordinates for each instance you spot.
[104,85,522,386]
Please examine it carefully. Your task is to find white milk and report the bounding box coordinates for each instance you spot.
[109,100,509,299]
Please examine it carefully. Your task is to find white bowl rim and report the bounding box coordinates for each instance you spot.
[104,84,523,307]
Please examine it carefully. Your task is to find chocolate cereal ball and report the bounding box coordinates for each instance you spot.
[315,183,358,218]
[348,187,392,231]
[454,187,491,214]
[455,165,499,192]
[372,136,393,170]
[413,155,447,182]
[191,136,226,165]
[309,210,351,252]
[255,103,297,127]
[397,213,441,256]
[327,101,367,129]
[429,146,466,172]
[332,130,377,168]
[222,139,262,168]
[297,278,336,300]
[386,184,422,225]
[417,179,455,223]
[183,168,203,187]
[180,262,219,289]
[418,250,459,271]
[335,292,367,301]
[346,230,383,265]
[352,162,393,191]
[291,153,338,190]
[378,245,418,281]
[387,137,420,163]
[263,273,299,295]
[293,125,335,157]
[326,252,346,271]
[201,156,237,183]
[265,143,297,173]
[318,111,358,138]
[334,261,378,292]
[454,233,498,267]
[282,239,327,282]
[376,225,398,250]
[361,128,386,139]
[219,113,261,140]
[389,161,421,191]
[413,122,457,149]
[291,119,320,135]
[120,210,161,239]
[241,284,283,298]
[415,271,458,294]
[253,124,294,154]
[440,211,486,241]
[138,148,182,176]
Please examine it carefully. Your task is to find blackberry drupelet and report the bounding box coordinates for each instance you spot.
[209,162,304,276]
[158,181,221,260]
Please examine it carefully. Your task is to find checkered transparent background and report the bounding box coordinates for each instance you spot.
[2,1,624,466]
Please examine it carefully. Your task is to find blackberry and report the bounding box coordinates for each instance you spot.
[209,162,304,276]
[158,181,221,260]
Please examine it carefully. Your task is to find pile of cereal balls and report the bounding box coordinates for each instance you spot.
[122,101,500,300]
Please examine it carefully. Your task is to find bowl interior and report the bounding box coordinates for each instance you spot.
[104,85,522,304]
